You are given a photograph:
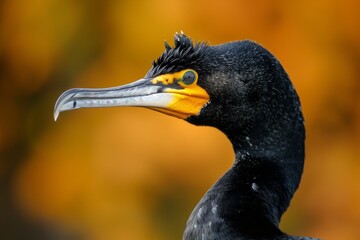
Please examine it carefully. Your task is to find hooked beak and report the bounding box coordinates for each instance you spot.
[54,70,209,121]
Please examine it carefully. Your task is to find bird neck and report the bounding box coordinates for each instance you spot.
[184,119,305,238]
[233,116,304,216]
[225,117,305,227]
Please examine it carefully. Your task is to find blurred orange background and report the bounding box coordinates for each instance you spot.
[1,0,360,239]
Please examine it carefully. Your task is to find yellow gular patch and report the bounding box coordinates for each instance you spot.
[150,69,210,119]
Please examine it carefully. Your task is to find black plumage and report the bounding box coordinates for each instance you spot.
[146,34,207,78]
[152,34,314,239]
[54,33,318,240]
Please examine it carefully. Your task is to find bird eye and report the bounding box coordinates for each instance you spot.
[182,70,197,85]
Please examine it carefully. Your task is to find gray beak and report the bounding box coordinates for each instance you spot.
[54,78,173,121]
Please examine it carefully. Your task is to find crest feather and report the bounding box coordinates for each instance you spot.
[146,33,207,78]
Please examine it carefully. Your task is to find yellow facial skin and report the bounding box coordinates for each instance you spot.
[150,69,210,119]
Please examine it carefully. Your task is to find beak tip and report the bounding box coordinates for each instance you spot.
[54,109,59,121]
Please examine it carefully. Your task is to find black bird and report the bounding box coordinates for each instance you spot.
[54,33,318,240]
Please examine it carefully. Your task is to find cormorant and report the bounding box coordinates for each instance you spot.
[54,33,318,240]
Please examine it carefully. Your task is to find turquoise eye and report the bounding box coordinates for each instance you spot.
[182,70,196,85]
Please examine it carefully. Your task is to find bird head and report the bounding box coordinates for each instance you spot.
[54,33,304,148]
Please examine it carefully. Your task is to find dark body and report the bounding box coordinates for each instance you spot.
[54,34,319,240]
[149,38,314,239]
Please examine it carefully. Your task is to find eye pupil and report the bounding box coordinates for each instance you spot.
[183,71,196,85]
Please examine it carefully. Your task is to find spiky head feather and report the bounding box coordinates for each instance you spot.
[146,33,208,78]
